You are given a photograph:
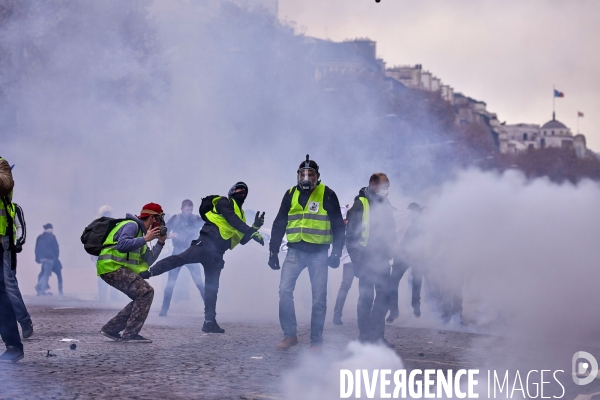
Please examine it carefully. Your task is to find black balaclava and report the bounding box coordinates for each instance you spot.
[228,182,248,206]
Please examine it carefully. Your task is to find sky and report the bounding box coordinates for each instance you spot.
[279,0,600,151]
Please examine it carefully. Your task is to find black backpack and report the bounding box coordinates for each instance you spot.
[80,217,132,256]
[199,195,221,222]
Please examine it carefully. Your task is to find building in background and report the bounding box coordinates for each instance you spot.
[306,38,385,81]
[498,115,591,158]
[385,64,454,105]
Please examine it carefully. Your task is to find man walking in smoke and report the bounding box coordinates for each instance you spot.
[269,155,345,352]
[141,183,266,334]
[0,156,24,362]
[387,203,424,323]
[346,173,397,346]
[34,223,60,295]
[159,199,205,317]
[97,203,167,343]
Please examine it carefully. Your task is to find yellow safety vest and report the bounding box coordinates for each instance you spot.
[286,183,332,244]
[96,220,148,276]
[358,197,370,247]
[205,197,246,250]
[0,157,15,237]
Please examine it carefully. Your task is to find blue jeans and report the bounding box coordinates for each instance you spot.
[0,236,22,351]
[36,258,54,294]
[2,237,31,325]
[278,247,328,344]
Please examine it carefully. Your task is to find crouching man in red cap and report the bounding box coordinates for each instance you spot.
[97,203,167,343]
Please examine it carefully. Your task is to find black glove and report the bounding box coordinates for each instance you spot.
[327,253,341,269]
[252,211,265,230]
[139,270,152,279]
[15,244,23,253]
[268,250,280,270]
[251,231,264,246]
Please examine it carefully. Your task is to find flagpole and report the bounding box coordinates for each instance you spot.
[553,85,555,120]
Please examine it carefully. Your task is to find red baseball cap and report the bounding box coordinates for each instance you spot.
[138,202,164,218]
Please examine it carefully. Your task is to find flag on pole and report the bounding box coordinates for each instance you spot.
[578,111,584,117]
[554,89,564,98]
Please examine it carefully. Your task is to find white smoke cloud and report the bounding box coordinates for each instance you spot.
[283,341,405,400]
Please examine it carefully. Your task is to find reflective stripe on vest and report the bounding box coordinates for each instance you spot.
[286,183,332,244]
[358,197,370,247]
[0,193,16,238]
[96,220,148,275]
[0,155,15,237]
[204,197,246,250]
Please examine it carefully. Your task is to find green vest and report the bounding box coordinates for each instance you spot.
[96,220,148,276]
[205,196,246,250]
[358,197,370,247]
[286,183,332,244]
[0,157,16,237]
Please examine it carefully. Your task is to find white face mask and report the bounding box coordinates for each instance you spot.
[377,188,389,198]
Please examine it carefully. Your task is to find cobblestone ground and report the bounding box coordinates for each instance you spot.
[1,297,600,399]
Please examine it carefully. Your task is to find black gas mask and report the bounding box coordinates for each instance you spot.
[297,154,320,191]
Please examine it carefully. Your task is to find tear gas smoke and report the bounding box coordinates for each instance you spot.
[0,0,446,306]
[1,1,598,373]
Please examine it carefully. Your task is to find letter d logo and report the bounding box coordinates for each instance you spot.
[573,351,599,385]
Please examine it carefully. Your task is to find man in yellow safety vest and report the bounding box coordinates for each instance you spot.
[346,173,397,346]
[140,182,265,334]
[0,156,24,362]
[269,155,345,352]
[97,202,167,343]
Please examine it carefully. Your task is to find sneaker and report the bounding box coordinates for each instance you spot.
[202,320,225,333]
[21,321,34,339]
[121,334,152,343]
[309,344,322,354]
[386,309,399,323]
[0,346,24,363]
[100,329,122,341]
[413,303,421,318]
[276,336,298,351]
[333,316,343,325]
[159,309,168,317]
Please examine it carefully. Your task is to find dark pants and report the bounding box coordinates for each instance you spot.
[36,258,54,294]
[389,260,422,312]
[100,267,154,339]
[152,241,223,321]
[333,262,354,319]
[0,237,23,351]
[52,261,63,294]
[160,246,205,313]
[357,260,391,342]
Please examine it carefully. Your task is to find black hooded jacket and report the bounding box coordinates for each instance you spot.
[34,231,59,263]
[345,187,397,265]
[199,196,255,255]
